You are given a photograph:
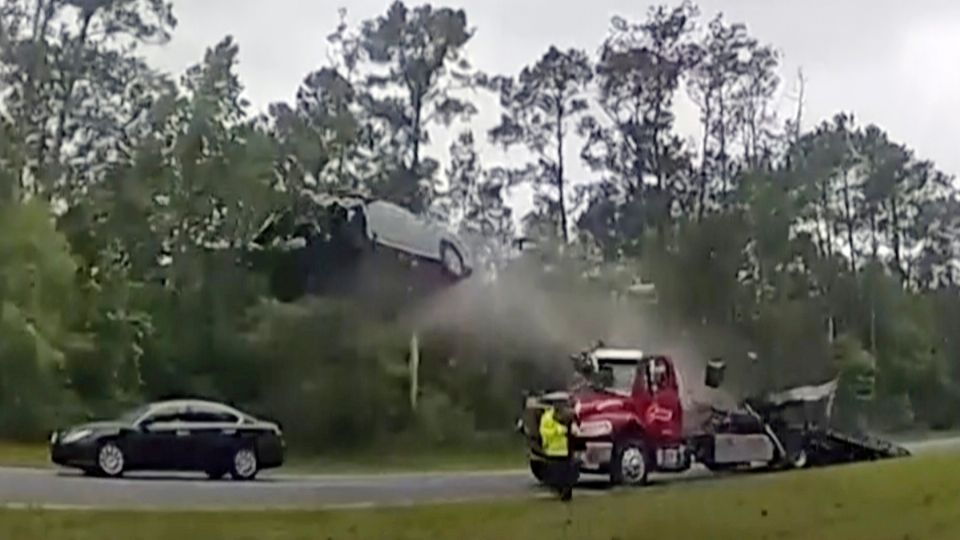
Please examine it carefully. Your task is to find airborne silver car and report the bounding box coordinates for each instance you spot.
[360,199,473,278]
[255,192,474,279]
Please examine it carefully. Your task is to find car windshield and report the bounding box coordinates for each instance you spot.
[117,405,151,424]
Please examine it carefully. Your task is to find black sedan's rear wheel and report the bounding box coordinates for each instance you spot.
[230,446,259,481]
[96,441,125,478]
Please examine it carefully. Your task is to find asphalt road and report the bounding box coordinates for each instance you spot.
[1,437,956,511]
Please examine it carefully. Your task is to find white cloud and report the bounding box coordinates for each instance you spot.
[142,0,960,192]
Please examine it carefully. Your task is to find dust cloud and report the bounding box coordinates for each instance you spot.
[405,260,750,413]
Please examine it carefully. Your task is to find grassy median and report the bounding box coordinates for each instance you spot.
[2,453,959,540]
[0,440,524,473]
[0,442,50,469]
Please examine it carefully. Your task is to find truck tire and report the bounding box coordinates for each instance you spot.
[788,448,809,469]
[610,440,649,486]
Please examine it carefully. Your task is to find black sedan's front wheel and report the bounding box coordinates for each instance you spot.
[230,446,259,481]
[96,441,125,478]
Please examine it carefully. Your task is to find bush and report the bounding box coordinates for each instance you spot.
[411,388,475,447]
[241,298,410,452]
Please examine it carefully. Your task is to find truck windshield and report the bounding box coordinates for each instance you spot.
[598,363,636,393]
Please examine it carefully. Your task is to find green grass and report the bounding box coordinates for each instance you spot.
[2,454,959,539]
[0,442,50,469]
[0,440,525,474]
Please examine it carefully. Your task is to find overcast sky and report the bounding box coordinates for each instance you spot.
[142,0,960,201]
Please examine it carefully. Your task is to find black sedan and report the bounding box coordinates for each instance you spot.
[50,399,284,480]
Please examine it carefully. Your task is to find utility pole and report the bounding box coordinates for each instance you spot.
[409,331,420,411]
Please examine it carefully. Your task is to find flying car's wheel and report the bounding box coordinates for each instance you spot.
[440,243,465,278]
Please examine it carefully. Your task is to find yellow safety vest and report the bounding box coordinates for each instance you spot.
[539,407,569,457]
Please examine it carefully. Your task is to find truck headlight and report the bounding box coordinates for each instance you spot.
[60,429,93,445]
[574,420,613,438]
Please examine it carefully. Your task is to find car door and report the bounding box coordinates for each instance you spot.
[362,201,400,247]
[182,405,241,471]
[402,208,443,259]
[130,405,189,471]
[364,201,435,257]
[636,356,683,444]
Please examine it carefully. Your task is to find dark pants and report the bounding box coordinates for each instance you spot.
[545,456,575,501]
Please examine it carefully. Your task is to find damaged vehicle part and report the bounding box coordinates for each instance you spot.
[249,192,475,301]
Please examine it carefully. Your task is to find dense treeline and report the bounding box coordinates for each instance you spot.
[0,0,957,450]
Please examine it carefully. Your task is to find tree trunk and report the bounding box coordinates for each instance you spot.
[630,100,644,196]
[820,178,833,258]
[841,167,857,273]
[21,0,56,196]
[556,105,569,244]
[411,90,423,172]
[652,90,669,245]
[813,222,826,257]
[889,194,905,283]
[408,86,424,207]
[409,331,420,412]
[653,93,665,192]
[718,88,728,201]
[697,95,713,222]
[794,69,805,142]
[50,9,95,184]
[336,142,347,188]
[869,291,877,356]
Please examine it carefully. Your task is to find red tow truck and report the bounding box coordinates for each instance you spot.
[519,346,909,486]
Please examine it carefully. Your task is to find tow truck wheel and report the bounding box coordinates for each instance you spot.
[611,441,649,486]
[789,448,809,469]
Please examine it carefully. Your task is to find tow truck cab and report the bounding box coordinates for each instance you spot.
[522,347,692,485]
[570,348,689,477]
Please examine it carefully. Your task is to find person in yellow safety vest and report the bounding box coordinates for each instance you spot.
[539,404,574,502]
